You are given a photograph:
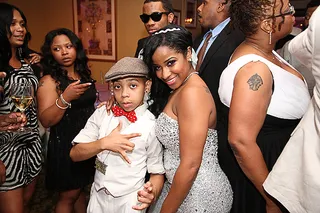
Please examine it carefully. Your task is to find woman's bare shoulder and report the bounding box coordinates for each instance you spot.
[38,75,57,89]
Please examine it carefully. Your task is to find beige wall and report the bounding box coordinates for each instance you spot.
[6,0,201,81]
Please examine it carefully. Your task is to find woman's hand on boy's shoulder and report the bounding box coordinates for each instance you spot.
[132,181,155,210]
[96,95,115,115]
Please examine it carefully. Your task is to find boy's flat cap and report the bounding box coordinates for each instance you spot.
[105,57,149,81]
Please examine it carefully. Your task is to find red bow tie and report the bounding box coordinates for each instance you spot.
[111,105,137,123]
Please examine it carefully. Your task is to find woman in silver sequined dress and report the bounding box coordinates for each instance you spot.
[143,25,233,213]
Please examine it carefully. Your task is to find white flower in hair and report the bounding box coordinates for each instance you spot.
[153,28,181,35]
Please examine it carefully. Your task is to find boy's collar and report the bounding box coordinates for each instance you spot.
[134,103,148,117]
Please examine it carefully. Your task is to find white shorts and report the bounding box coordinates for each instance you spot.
[87,183,146,213]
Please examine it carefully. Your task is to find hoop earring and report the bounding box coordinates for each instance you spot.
[269,31,272,45]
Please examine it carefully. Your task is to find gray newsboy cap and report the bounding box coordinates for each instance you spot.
[105,57,149,81]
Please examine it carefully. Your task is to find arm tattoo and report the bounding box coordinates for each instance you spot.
[247,73,263,91]
[39,81,44,87]
[203,86,211,94]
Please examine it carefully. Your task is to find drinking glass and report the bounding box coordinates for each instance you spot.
[10,82,34,132]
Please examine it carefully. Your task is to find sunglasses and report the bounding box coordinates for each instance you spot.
[140,12,170,23]
[272,4,295,18]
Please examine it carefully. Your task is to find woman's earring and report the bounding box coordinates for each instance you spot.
[110,90,114,96]
[143,90,150,103]
[269,31,272,45]
[188,58,192,62]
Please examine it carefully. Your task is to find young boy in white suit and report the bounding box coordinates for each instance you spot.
[70,57,165,213]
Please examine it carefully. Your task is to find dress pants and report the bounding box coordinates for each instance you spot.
[87,183,146,213]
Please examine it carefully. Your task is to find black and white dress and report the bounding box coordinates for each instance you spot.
[0,60,42,191]
[217,53,310,213]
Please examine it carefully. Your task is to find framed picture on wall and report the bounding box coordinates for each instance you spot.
[173,10,181,25]
[185,0,197,28]
[73,0,116,61]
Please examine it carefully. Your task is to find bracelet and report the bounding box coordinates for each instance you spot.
[55,99,68,110]
[60,94,71,108]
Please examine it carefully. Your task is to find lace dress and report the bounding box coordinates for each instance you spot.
[149,113,233,213]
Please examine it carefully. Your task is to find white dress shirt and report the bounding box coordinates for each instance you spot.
[196,17,231,58]
[73,103,165,197]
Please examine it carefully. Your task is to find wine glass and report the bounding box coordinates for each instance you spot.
[10,82,34,132]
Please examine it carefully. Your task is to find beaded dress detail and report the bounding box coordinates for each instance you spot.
[149,113,233,213]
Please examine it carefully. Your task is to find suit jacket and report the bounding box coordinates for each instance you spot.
[134,37,148,58]
[263,7,320,213]
[193,23,244,129]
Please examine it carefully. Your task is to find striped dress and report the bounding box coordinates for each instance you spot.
[0,59,42,191]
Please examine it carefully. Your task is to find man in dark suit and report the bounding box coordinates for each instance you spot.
[195,0,244,130]
[134,0,174,58]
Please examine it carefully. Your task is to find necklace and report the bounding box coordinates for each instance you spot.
[170,71,199,93]
[244,41,276,61]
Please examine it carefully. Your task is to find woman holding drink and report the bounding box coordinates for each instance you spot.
[0,2,42,213]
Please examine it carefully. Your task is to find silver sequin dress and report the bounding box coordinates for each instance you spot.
[149,113,233,213]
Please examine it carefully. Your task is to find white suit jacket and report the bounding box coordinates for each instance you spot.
[263,7,320,213]
[73,104,165,197]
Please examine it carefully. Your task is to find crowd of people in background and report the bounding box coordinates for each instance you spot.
[0,0,320,212]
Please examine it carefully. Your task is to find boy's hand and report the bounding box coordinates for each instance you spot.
[101,122,140,164]
[132,181,155,210]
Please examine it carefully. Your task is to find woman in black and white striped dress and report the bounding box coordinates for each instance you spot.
[0,3,42,213]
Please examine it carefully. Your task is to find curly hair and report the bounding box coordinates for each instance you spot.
[307,0,320,9]
[0,3,31,63]
[40,28,92,91]
[230,0,286,36]
[143,24,193,117]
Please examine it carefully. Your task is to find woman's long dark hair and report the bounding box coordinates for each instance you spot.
[0,20,11,73]
[41,28,92,90]
[143,24,193,117]
[0,3,32,61]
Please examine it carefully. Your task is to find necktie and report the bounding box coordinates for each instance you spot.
[195,32,212,72]
[111,105,137,123]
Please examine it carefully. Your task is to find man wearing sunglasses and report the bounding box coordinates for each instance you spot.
[134,0,174,58]
[194,0,244,130]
